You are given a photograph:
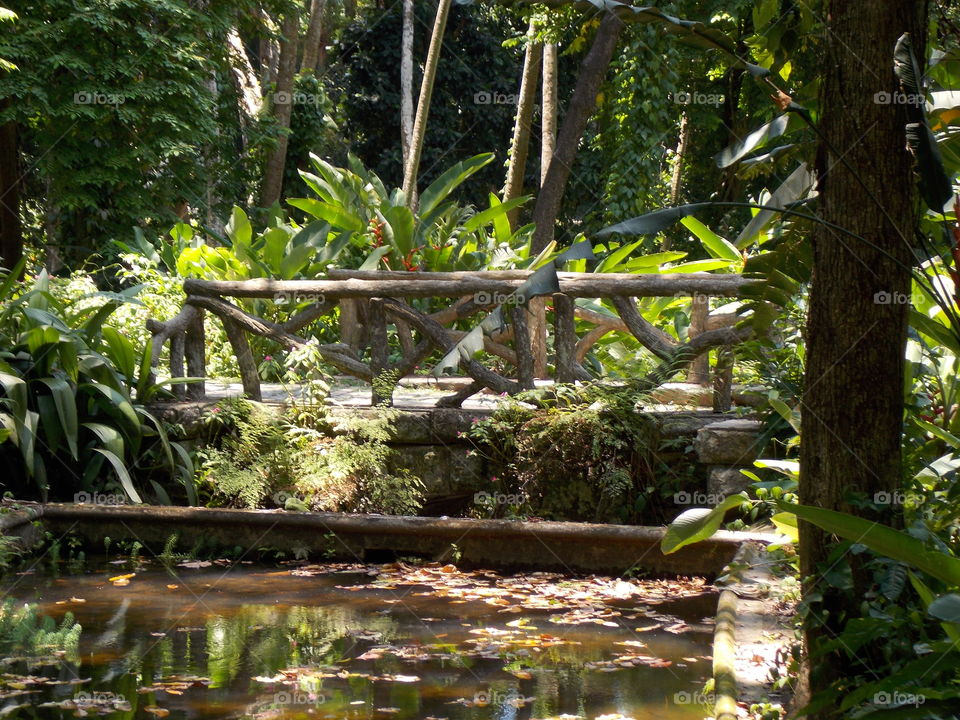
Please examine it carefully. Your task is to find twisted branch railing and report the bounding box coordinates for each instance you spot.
[147,271,757,408]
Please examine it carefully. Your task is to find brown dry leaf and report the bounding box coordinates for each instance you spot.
[144,707,170,717]
[112,577,131,587]
[108,573,135,583]
[166,585,178,590]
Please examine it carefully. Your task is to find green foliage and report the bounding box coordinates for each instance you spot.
[197,399,423,516]
[465,393,675,523]
[0,264,195,503]
[0,0,269,263]
[0,599,81,666]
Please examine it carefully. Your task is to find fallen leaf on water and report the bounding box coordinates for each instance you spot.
[144,707,170,717]
[166,585,178,590]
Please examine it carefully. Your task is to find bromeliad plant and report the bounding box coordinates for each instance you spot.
[0,263,195,504]
[289,152,533,272]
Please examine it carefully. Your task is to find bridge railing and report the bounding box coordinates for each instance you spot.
[147,270,756,408]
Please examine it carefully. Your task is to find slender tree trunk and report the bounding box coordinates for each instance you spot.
[798,2,927,715]
[300,0,327,75]
[227,28,263,120]
[259,9,301,209]
[400,0,415,166]
[502,21,542,229]
[540,42,558,187]
[663,111,689,251]
[401,0,452,210]
[531,12,623,252]
[0,108,21,273]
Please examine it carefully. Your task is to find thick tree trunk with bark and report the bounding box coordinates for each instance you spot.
[401,0,452,209]
[531,12,623,252]
[502,21,542,229]
[0,110,21,273]
[300,0,327,75]
[259,9,300,209]
[798,2,927,714]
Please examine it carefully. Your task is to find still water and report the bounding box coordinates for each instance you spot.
[0,561,717,719]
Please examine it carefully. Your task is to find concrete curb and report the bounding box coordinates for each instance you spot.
[712,540,794,718]
[24,502,775,577]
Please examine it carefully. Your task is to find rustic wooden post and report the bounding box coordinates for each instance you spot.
[184,307,206,400]
[169,331,186,399]
[511,306,535,390]
[222,317,261,401]
[369,298,393,406]
[687,294,710,385]
[340,298,363,352]
[713,346,734,412]
[553,293,577,383]
[529,297,548,378]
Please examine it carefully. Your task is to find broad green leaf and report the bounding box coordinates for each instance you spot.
[225,206,252,246]
[661,494,745,554]
[929,594,960,623]
[681,217,740,262]
[359,246,392,270]
[287,198,365,232]
[595,239,645,273]
[715,115,789,168]
[597,203,712,237]
[38,377,78,460]
[419,153,495,217]
[380,205,417,258]
[262,227,290,273]
[662,259,735,272]
[771,512,799,542]
[463,196,530,232]
[102,326,136,382]
[783,502,960,586]
[82,422,125,457]
[735,163,816,247]
[93,448,141,504]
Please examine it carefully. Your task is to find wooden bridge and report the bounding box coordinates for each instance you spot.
[147,270,758,409]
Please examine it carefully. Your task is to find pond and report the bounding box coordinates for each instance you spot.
[0,560,718,719]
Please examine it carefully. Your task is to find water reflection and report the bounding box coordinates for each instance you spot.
[1,564,716,719]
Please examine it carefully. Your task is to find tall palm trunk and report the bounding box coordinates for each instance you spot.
[259,9,300,209]
[401,0,452,210]
[502,20,542,229]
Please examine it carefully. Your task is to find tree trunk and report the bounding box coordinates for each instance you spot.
[0,111,21,274]
[400,0,415,189]
[798,2,927,714]
[259,9,301,209]
[300,0,327,75]
[540,42,558,188]
[502,21,542,230]
[663,110,689,251]
[531,12,623,252]
[401,0,452,210]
